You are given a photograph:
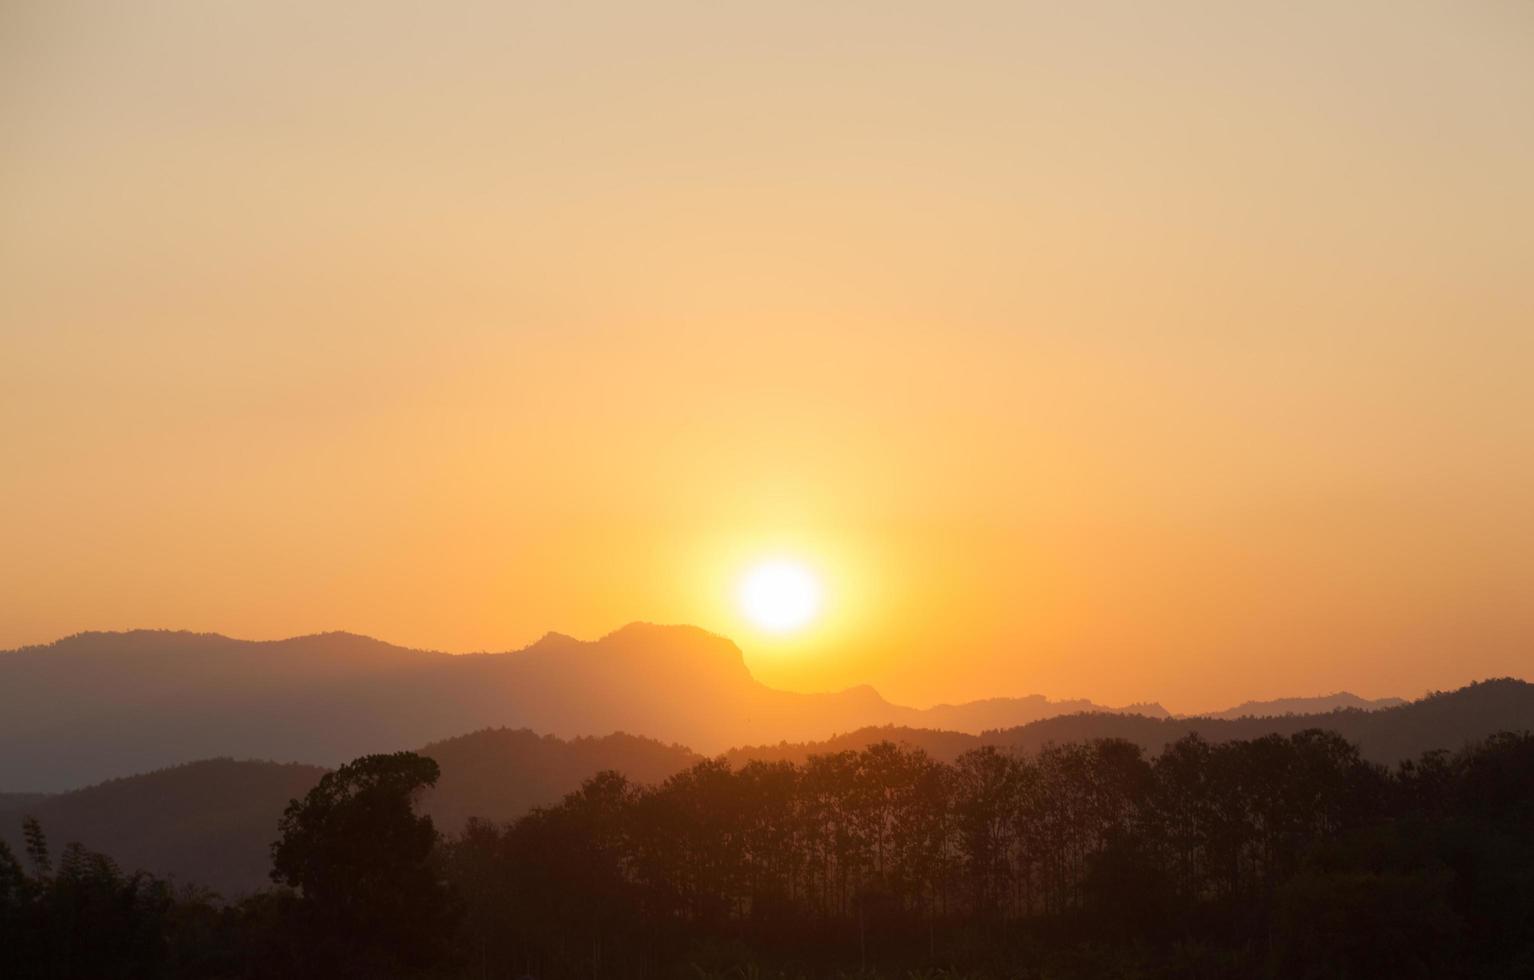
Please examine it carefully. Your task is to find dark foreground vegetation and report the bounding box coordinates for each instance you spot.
[4,731,1533,979]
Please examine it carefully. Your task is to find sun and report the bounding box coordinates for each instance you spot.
[738,559,823,634]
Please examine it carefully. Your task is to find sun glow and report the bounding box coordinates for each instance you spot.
[738,560,823,634]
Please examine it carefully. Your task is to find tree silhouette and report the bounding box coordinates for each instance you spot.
[271,751,452,976]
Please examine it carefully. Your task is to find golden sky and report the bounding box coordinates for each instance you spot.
[2,1,1531,713]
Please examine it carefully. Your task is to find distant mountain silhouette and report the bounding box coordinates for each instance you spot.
[723,726,985,767]
[416,728,702,835]
[917,695,1168,729]
[1191,691,1406,719]
[726,679,1533,768]
[0,624,1157,789]
[987,678,1532,764]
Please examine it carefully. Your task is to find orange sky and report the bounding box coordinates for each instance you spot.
[2,1,1532,713]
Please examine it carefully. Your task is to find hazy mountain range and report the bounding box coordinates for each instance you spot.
[721,679,1531,767]
[2,640,1528,896]
[1,624,1173,790]
[1188,691,1407,720]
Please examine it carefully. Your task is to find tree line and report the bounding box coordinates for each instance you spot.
[3,730,1533,978]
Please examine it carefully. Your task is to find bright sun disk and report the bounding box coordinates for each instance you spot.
[739,560,823,634]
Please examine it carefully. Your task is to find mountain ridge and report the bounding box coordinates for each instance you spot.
[0,623,1166,790]
[1182,691,1407,720]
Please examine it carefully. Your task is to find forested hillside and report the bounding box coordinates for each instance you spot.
[4,680,1529,895]
[5,730,1533,978]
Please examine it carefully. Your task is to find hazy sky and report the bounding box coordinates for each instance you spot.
[3,1,1532,712]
